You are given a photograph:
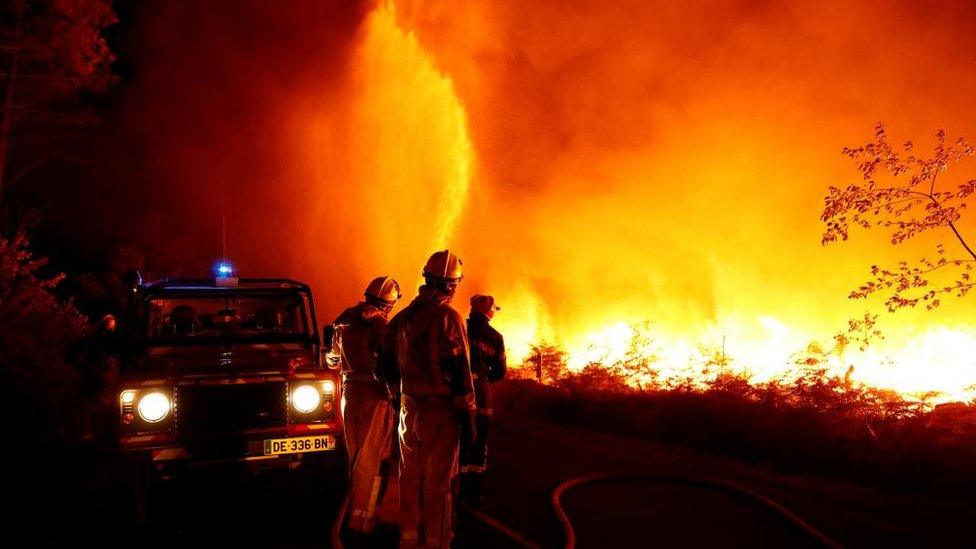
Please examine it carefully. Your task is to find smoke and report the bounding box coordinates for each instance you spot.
[63,0,370,282]
[391,0,976,358]
[42,0,976,382]
[60,0,473,314]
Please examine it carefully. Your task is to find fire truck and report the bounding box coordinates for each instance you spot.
[114,263,344,519]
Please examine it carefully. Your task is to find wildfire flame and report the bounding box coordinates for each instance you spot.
[290,1,976,404]
[537,318,976,403]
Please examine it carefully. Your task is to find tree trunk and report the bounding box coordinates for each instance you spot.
[0,0,25,205]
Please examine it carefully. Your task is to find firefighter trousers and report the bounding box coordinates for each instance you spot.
[341,382,394,533]
[398,394,459,549]
[460,412,491,474]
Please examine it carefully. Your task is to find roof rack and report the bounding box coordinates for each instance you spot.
[144,278,311,291]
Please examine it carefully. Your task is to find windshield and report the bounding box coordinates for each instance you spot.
[142,291,312,343]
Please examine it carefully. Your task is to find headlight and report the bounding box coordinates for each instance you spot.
[137,392,172,423]
[291,385,321,413]
[321,380,336,394]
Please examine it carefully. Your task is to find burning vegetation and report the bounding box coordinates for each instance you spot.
[502,124,976,405]
[498,313,976,492]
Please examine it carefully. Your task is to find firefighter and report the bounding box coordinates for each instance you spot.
[334,276,402,534]
[459,294,507,507]
[379,250,476,549]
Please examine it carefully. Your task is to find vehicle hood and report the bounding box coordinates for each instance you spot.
[137,344,316,376]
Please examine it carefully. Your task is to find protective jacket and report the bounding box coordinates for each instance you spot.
[335,302,388,397]
[380,285,474,548]
[380,285,475,408]
[467,312,506,412]
[460,312,506,493]
[334,302,394,533]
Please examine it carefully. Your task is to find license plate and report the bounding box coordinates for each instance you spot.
[263,435,335,456]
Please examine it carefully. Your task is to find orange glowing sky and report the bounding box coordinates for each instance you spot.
[295,0,976,399]
[107,1,976,399]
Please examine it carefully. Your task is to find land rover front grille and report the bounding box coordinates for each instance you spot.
[176,381,287,435]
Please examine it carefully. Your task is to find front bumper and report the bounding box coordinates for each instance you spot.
[120,430,345,475]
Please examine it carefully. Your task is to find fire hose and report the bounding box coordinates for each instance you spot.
[550,472,844,549]
[331,416,842,548]
[332,470,842,549]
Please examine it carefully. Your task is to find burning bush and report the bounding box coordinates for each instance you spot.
[557,363,634,394]
[520,342,569,384]
[503,332,976,489]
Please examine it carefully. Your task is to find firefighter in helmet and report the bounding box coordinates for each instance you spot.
[459,294,507,507]
[379,250,475,548]
[333,276,402,534]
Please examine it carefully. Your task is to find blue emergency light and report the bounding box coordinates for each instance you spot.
[214,261,238,286]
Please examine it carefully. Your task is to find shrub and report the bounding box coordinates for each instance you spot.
[494,372,976,491]
[0,233,86,442]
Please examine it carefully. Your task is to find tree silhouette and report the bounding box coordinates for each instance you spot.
[822,124,976,311]
[524,342,568,384]
[609,320,659,390]
[0,232,86,440]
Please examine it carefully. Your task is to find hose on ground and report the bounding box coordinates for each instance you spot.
[457,497,542,548]
[333,470,842,548]
[333,417,842,548]
[551,472,844,549]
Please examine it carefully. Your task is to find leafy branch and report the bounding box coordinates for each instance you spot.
[822,124,976,311]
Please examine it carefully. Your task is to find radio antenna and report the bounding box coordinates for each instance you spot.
[221,215,226,261]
